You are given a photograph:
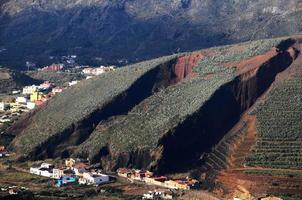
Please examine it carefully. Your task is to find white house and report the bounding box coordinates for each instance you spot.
[26,102,36,110]
[0,102,9,111]
[79,172,109,185]
[16,97,28,104]
[30,163,55,178]
[68,81,78,87]
[52,168,65,179]
[23,85,38,95]
[82,68,94,74]
[52,87,63,94]
[30,167,42,176]
[40,170,53,178]
[40,163,54,168]
[95,67,105,75]
[73,162,89,176]
[0,118,11,123]
[143,191,173,200]
[12,90,21,95]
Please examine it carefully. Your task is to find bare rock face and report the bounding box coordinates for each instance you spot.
[0,0,302,68]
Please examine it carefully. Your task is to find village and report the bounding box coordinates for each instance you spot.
[0,155,283,200]
[27,158,201,199]
[0,155,202,199]
[0,63,115,134]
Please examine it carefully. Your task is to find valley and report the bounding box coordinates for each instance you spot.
[0,36,301,199]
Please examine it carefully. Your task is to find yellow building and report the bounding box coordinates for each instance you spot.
[164,180,189,190]
[30,92,42,102]
[65,158,76,169]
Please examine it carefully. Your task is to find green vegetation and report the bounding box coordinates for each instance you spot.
[266,193,302,200]
[12,55,176,155]
[246,77,302,169]
[244,169,302,177]
[0,68,41,94]
[78,39,280,157]
[26,71,85,87]
[11,37,283,159]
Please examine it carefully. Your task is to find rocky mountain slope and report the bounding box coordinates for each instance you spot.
[9,36,302,179]
[1,0,302,69]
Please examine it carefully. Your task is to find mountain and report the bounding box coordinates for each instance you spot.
[8,35,302,198]
[8,35,300,167]
[1,0,302,69]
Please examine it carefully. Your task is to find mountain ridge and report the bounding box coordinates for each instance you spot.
[1,0,302,69]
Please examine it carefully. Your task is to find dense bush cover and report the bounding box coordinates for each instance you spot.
[12,38,282,158]
[12,55,176,154]
[246,77,302,169]
[78,39,281,157]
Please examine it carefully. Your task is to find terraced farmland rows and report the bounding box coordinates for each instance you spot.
[246,77,302,169]
[201,121,248,171]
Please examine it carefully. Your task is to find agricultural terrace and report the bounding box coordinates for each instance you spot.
[246,77,302,169]
[78,38,282,156]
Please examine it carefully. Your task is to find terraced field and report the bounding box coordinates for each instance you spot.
[246,77,302,169]
[201,121,248,171]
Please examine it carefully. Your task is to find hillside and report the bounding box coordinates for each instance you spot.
[197,38,302,199]
[246,77,302,169]
[0,67,41,94]
[26,71,85,87]
[1,0,302,68]
[9,36,302,180]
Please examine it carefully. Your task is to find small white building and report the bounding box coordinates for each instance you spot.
[68,81,78,87]
[53,168,65,179]
[39,81,52,90]
[143,191,173,200]
[40,170,53,178]
[52,87,63,94]
[73,162,89,176]
[0,118,11,123]
[0,102,9,111]
[82,68,94,74]
[95,67,105,75]
[79,172,109,185]
[16,97,28,104]
[26,102,36,110]
[23,85,38,95]
[12,90,21,95]
[30,163,55,178]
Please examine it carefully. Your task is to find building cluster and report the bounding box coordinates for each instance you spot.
[0,81,65,126]
[142,189,173,199]
[0,185,29,196]
[39,64,64,72]
[29,158,112,187]
[0,145,13,158]
[234,196,283,200]
[117,168,200,190]
[82,65,115,78]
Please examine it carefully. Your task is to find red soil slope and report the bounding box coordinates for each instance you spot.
[174,51,204,81]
